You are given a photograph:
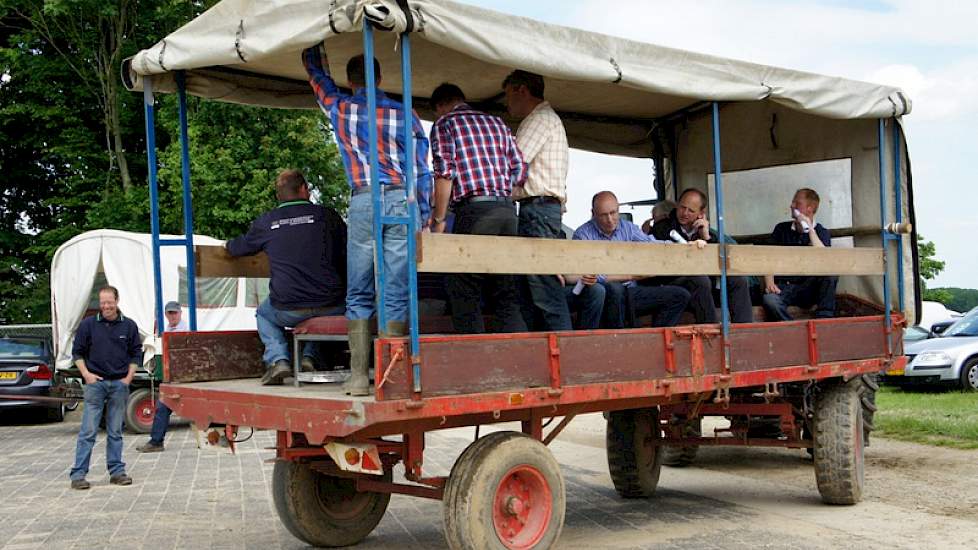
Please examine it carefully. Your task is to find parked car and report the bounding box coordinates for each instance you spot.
[898,307,978,391]
[0,336,67,421]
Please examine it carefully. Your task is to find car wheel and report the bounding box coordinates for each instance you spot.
[960,358,978,392]
[46,402,66,423]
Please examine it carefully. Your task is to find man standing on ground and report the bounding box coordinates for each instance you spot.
[762,188,837,320]
[571,192,692,328]
[428,83,527,334]
[226,169,347,385]
[69,285,141,489]
[650,188,753,323]
[502,70,572,331]
[136,301,185,453]
[303,42,432,395]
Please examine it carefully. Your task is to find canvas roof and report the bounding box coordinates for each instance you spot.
[124,0,911,158]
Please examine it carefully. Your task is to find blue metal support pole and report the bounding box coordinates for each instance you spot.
[710,102,731,369]
[363,22,387,332]
[878,119,892,334]
[891,120,905,313]
[143,79,165,337]
[176,71,198,331]
[400,33,422,394]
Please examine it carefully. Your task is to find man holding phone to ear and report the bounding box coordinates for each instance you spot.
[650,188,752,324]
[762,188,838,320]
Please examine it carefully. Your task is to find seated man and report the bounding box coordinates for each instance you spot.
[650,188,753,323]
[226,169,347,385]
[762,187,838,320]
[570,191,691,328]
[563,274,606,330]
[640,199,675,235]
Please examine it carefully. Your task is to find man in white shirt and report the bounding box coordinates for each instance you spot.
[136,301,186,453]
[502,70,572,331]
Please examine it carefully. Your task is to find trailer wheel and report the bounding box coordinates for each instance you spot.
[443,431,565,550]
[813,380,864,505]
[125,388,155,433]
[662,416,700,468]
[606,408,664,498]
[272,460,391,547]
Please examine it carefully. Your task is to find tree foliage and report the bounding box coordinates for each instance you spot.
[0,0,348,323]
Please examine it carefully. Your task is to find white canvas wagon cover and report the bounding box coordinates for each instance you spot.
[123,0,911,158]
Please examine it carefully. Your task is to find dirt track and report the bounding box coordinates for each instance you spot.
[551,413,978,548]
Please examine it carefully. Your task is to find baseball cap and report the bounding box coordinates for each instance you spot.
[164,301,181,312]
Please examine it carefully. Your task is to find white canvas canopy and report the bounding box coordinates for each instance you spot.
[123,0,911,158]
[50,230,262,370]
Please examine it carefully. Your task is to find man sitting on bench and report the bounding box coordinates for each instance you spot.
[762,187,838,320]
[226,170,347,385]
[568,191,691,328]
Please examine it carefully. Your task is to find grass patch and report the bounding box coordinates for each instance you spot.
[874,386,978,449]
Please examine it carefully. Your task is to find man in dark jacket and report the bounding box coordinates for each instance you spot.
[227,169,347,385]
[650,188,753,323]
[762,188,838,320]
[69,285,142,490]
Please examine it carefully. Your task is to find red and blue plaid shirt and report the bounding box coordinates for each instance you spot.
[302,43,432,220]
[430,103,526,204]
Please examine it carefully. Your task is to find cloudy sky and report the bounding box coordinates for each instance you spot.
[460,0,978,289]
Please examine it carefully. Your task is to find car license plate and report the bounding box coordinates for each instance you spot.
[0,372,17,380]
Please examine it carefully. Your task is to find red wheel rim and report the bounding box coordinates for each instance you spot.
[134,394,156,428]
[493,465,552,549]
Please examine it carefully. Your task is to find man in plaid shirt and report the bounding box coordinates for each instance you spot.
[302,41,432,396]
[429,83,528,333]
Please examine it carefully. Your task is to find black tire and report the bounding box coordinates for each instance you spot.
[859,373,879,445]
[959,358,978,392]
[813,380,865,505]
[443,431,565,550]
[45,402,65,422]
[606,408,664,498]
[662,416,700,467]
[64,379,82,411]
[272,460,391,547]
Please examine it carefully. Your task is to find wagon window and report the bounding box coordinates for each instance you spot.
[244,278,271,307]
[706,158,853,245]
[178,267,238,308]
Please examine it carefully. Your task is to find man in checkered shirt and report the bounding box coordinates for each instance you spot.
[502,70,573,331]
[429,83,528,334]
[302,41,432,396]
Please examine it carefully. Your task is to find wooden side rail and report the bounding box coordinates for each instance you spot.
[192,236,884,278]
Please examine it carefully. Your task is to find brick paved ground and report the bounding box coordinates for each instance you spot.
[0,407,968,549]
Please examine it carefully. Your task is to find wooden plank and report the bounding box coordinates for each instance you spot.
[195,245,270,278]
[418,233,722,276]
[726,245,883,276]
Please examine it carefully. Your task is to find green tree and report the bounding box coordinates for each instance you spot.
[0,1,348,323]
[917,234,948,304]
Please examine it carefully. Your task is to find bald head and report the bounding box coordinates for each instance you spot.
[591,191,620,236]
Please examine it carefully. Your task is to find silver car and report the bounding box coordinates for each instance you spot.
[902,307,978,391]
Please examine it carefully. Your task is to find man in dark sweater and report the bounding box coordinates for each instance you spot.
[227,170,347,385]
[69,285,142,490]
[650,189,753,323]
[762,188,838,320]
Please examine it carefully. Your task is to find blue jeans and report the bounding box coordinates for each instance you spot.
[518,201,572,331]
[347,189,415,322]
[70,379,128,481]
[149,401,172,446]
[564,283,605,329]
[256,299,345,365]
